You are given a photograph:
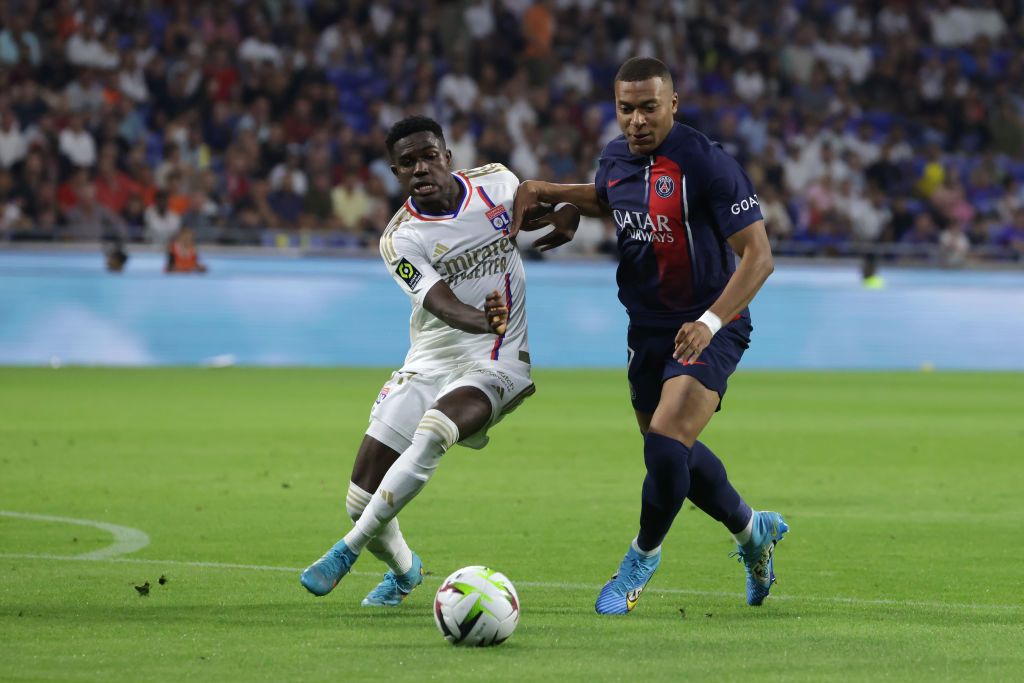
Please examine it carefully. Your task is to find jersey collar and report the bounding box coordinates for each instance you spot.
[404,173,473,221]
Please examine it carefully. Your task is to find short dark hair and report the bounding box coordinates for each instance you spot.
[386,116,445,156]
[615,57,672,85]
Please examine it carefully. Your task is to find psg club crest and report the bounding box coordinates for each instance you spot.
[655,175,675,199]
[375,387,390,405]
[486,204,511,231]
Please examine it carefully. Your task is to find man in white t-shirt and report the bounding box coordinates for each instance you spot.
[300,116,569,606]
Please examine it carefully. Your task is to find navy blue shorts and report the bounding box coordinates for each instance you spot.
[627,312,752,414]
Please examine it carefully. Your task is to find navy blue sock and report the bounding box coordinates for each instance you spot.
[687,440,753,534]
[637,432,691,551]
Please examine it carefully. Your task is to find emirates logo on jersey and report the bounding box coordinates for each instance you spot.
[655,175,675,198]
[486,204,511,231]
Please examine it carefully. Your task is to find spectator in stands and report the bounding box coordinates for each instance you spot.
[759,185,794,241]
[268,172,304,229]
[930,174,975,227]
[331,171,373,234]
[270,148,308,196]
[902,212,940,246]
[64,181,127,242]
[302,173,334,230]
[522,0,555,84]
[0,0,1021,264]
[0,12,42,67]
[996,208,1024,258]
[0,109,27,169]
[120,193,145,239]
[438,54,479,115]
[57,113,96,169]
[447,115,478,171]
[104,241,128,273]
[996,177,1024,223]
[94,146,138,214]
[166,227,207,273]
[144,189,181,246]
[233,178,277,232]
[915,145,946,198]
[939,220,972,266]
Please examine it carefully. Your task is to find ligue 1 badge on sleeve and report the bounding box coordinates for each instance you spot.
[655,175,675,199]
[396,257,423,289]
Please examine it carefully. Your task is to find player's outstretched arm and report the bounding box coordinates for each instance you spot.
[518,204,582,252]
[674,220,774,362]
[509,180,607,238]
[423,282,508,335]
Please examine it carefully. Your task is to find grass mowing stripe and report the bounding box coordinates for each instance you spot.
[3,552,1019,613]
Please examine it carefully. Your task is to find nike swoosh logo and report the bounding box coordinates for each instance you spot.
[626,586,644,610]
[607,177,625,188]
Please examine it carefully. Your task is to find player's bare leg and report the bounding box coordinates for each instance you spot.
[300,387,493,597]
[345,436,425,606]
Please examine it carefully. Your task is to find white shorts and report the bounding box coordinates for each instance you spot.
[365,360,535,453]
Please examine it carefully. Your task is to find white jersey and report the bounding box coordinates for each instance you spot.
[379,163,529,372]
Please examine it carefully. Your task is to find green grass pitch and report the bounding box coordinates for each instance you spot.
[1,368,1022,682]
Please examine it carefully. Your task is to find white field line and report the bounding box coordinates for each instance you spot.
[0,510,150,559]
[2,511,1019,613]
[0,552,1019,613]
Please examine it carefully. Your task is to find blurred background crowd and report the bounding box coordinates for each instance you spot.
[0,0,1023,264]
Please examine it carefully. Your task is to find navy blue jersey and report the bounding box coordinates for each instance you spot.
[595,122,763,328]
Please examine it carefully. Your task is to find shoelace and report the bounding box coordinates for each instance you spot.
[730,543,772,582]
[368,572,399,597]
[623,555,654,587]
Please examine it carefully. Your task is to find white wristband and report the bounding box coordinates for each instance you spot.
[697,310,722,336]
[553,202,578,212]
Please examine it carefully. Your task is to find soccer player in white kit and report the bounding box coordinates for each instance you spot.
[300,116,554,605]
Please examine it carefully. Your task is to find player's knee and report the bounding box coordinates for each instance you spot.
[647,416,699,446]
[414,409,460,451]
[643,431,690,481]
[690,440,727,483]
[345,482,372,521]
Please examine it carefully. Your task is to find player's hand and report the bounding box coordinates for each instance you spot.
[673,321,713,364]
[510,181,546,239]
[484,290,508,335]
[523,203,581,252]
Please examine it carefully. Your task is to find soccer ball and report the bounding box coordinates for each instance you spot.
[433,566,520,646]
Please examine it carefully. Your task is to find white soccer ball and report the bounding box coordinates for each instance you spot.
[433,565,520,646]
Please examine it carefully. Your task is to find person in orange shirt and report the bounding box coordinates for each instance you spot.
[522,0,554,84]
[165,227,207,274]
[164,171,191,215]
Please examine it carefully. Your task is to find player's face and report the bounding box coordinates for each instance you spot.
[614,77,678,155]
[390,132,455,209]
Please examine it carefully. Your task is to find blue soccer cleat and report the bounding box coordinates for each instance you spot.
[595,544,661,615]
[361,552,425,607]
[300,539,358,596]
[734,511,789,606]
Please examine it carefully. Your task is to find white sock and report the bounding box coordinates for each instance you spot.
[632,537,661,557]
[345,482,413,575]
[344,409,459,553]
[732,514,754,546]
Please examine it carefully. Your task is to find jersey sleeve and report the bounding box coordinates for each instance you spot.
[594,158,609,207]
[704,144,763,238]
[382,228,443,305]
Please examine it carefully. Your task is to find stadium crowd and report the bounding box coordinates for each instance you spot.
[0,0,1023,263]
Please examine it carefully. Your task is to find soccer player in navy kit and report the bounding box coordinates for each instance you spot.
[511,57,789,614]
